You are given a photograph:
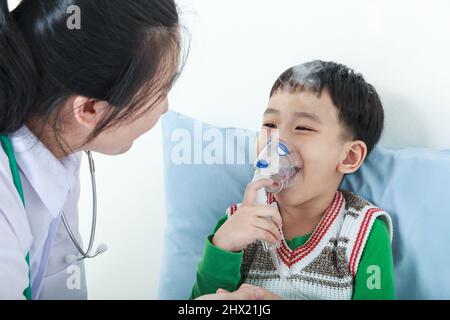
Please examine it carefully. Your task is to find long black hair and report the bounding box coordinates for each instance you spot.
[0,0,182,156]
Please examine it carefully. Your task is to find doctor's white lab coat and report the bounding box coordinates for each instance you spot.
[0,125,87,299]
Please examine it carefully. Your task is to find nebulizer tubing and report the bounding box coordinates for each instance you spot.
[253,137,309,299]
[253,138,301,276]
[251,172,287,279]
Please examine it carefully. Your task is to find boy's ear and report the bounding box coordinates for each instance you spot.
[337,140,367,174]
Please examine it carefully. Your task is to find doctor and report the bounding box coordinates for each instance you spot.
[0,0,182,299]
[0,0,277,300]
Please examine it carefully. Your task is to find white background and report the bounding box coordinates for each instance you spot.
[9,0,450,299]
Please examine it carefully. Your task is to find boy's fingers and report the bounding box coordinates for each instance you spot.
[255,227,279,245]
[243,179,274,204]
[254,206,283,229]
[269,202,283,228]
[253,217,281,241]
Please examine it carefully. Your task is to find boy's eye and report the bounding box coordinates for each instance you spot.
[295,126,314,131]
[263,123,277,128]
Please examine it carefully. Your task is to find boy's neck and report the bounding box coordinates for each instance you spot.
[277,188,339,240]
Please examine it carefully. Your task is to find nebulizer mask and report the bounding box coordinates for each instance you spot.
[252,136,301,279]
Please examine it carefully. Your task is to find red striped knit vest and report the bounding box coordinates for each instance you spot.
[226,190,393,300]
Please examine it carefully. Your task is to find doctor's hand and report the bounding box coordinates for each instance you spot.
[195,284,283,300]
[212,179,283,253]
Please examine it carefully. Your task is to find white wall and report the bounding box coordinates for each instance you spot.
[8,0,450,299]
[79,132,166,300]
[173,0,450,149]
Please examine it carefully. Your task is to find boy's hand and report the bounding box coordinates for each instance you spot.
[212,178,283,252]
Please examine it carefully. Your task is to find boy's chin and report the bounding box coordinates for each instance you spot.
[274,187,305,206]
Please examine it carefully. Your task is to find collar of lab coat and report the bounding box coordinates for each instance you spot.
[9,125,82,219]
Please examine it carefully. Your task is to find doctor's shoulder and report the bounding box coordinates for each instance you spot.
[0,140,33,299]
[0,144,33,244]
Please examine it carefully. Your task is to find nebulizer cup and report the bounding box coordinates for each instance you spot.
[252,138,302,281]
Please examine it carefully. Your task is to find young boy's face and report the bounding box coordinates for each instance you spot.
[259,89,353,207]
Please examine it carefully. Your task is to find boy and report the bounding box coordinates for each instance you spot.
[191,60,395,300]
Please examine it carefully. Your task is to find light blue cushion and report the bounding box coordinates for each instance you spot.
[341,147,450,299]
[159,110,450,300]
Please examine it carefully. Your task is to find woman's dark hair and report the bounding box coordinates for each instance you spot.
[0,0,183,156]
[270,60,384,155]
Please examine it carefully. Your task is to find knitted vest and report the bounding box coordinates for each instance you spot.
[226,190,393,300]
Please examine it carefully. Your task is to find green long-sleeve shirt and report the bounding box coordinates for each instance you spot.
[190,215,395,300]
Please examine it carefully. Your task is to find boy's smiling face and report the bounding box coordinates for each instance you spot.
[259,89,366,207]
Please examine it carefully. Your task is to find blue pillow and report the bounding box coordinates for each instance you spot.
[341,147,450,299]
[159,110,450,300]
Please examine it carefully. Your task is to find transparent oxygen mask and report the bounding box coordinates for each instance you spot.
[255,138,302,194]
[252,138,308,299]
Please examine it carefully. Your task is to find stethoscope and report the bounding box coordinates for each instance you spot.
[63,150,107,265]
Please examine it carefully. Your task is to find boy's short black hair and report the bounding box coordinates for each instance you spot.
[270,60,384,155]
